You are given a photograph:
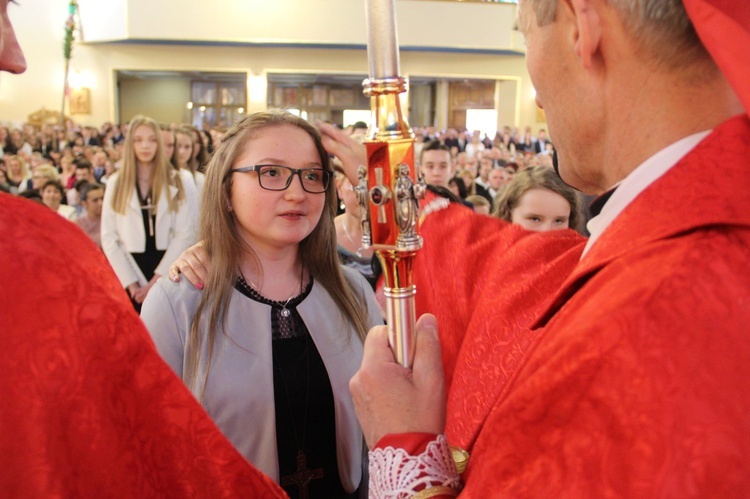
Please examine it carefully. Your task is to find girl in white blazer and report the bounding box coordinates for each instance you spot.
[141,110,382,497]
[101,115,195,310]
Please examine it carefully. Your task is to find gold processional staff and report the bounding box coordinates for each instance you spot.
[359,0,425,368]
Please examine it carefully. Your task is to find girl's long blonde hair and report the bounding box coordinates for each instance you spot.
[110,115,184,214]
[4,155,29,183]
[185,110,370,396]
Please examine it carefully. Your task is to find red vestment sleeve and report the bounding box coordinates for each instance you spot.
[375,432,439,454]
[412,193,585,450]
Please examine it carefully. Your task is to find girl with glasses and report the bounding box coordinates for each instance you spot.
[141,109,381,498]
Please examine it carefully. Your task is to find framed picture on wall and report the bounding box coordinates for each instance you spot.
[69,88,91,115]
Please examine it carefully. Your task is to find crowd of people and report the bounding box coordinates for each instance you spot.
[0,113,585,254]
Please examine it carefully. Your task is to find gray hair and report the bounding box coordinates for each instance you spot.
[525,0,710,70]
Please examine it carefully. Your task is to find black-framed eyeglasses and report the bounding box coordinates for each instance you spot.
[229,164,331,193]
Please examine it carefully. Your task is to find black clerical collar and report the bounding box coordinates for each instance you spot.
[589,187,618,218]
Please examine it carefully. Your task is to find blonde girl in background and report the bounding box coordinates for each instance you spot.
[101,115,195,311]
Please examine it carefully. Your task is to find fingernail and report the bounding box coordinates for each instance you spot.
[423,324,438,339]
[195,281,204,290]
[170,275,180,283]
[420,315,439,333]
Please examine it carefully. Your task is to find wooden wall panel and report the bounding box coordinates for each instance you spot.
[448,80,495,129]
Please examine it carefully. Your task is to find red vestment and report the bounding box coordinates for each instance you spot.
[411,115,750,496]
[0,194,284,498]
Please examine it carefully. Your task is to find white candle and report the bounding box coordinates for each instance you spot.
[365,0,400,79]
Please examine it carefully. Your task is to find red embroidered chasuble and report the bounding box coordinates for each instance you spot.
[0,194,284,498]
[408,115,750,496]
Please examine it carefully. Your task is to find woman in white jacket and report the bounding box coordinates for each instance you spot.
[101,115,195,311]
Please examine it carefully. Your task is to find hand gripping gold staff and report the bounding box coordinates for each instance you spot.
[357,0,426,368]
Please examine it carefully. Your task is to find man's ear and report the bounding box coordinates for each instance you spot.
[568,0,603,69]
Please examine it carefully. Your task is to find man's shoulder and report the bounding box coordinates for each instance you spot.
[579,226,750,321]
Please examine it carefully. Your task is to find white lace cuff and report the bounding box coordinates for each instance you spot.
[369,434,461,498]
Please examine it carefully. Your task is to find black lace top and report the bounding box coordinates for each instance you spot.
[234,276,356,498]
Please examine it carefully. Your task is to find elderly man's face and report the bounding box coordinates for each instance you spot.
[0,0,26,74]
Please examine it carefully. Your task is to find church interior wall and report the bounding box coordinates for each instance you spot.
[2,0,544,132]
